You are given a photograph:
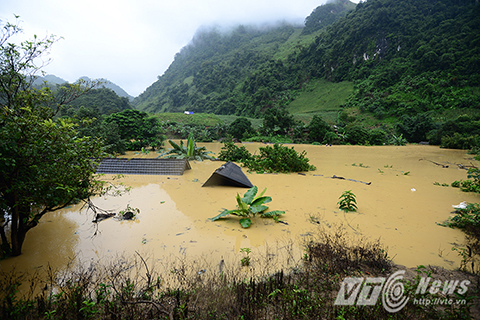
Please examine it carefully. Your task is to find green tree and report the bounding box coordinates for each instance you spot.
[61,87,131,116]
[262,107,295,135]
[0,19,108,257]
[70,106,126,154]
[307,115,332,143]
[228,117,254,139]
[105,109,164,150]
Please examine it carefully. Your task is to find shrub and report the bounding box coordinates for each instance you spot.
[345,125,369,145]
[440,202,480,238]
[389,134,408,146]
[441,133,480,150]
[323,131,339,144]
[242,143,316,173]
[218,141,252,162]
[368,129,387,145]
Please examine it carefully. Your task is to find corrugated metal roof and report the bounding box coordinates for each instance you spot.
[96,158,191,175]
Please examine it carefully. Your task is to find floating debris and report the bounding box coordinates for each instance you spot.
[452,201,467,209]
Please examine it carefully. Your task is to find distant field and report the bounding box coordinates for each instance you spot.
[293,111,339,125]
[152,113,222,126]
[287,79,354,114]
[216,115,263,129]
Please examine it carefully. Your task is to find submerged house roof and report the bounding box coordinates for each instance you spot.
[202,161,253,188]
[96,158,191,175]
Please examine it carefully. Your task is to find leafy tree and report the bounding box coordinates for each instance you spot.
[0,19,108,257]
[307,115,332,143]
[262,107,296,135]
[396,113,435,143]
[228,117,254,140]
[70,106,126,154]
[105,109,164,150]
[345,125,369,145]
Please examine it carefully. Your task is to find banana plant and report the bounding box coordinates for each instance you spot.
[210,186,285,228]
[157,132,215,161]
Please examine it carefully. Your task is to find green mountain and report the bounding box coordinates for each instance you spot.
[78,76,133,100]
[133,0,480,120]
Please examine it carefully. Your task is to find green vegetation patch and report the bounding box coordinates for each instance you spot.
[287,79,354,114]
[153,112,222,127]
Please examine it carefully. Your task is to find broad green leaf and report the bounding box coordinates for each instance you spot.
[210,209,237,221]
[261,210,285,218]
[242,186,257,205]
[236,193,243,207]
[251,196,272,206]
[168,140,181,151]
[250,204,269,214]
[254,187,267,200]
[239,218,251,228]
[187,132,195,157]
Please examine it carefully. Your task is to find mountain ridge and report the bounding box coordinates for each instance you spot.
[34,74,133,101]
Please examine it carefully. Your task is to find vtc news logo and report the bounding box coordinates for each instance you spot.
[334,270,471,313]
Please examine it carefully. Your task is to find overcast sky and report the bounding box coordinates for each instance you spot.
[1,0,358,97]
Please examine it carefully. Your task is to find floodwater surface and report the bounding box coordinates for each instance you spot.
[2,143,479,277]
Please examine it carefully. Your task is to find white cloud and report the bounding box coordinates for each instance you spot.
[1,0,332,97]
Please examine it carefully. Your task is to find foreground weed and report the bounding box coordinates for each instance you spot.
[337,190,357,212]
[240,248,251,266]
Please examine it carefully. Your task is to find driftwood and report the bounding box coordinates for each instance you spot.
[419,158,449,168]
[332,175,371,185]
[456,162,478,170]
[93,213,115,223]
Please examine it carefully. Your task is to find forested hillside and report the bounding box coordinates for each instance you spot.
[134,0,480,125]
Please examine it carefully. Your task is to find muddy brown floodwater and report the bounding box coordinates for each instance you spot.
[2,143,479,278]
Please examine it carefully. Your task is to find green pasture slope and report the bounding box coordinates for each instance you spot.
[152,79,353,127]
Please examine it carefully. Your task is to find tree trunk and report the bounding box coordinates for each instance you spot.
[10,227,26,257]
[10,201,29,257]
[0,224,11,257]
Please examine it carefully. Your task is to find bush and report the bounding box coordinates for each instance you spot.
[242,143,316,173]
[368,129,387,145]
[441,133,480,150]
[218,141,252,162]
[396,113,435,143]
[323,131,339,144]
[440,202,480,238]
[345,125,369,145]
[227,117,254,140]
